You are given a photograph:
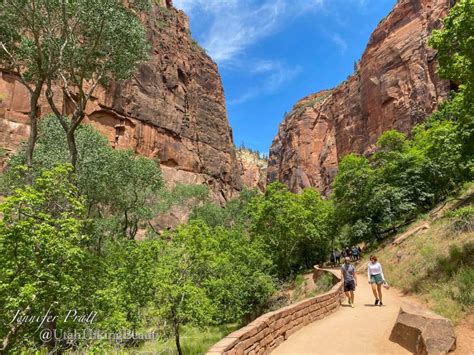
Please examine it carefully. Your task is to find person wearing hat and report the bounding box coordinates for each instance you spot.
[340,256,357,307]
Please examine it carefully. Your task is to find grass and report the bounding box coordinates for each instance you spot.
[134,324,239,354]
[191,40,206,54]
[157,4,172,17]
[290,271,335,302]
[291,274,306,302]
[66,324,239,354]
[444,206,474,235]
[155,19,168,29]
[288,92,332,118]
[315,272,334,293]
[365,205,474,324]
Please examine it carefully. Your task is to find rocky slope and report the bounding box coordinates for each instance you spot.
[268,0,453,195]
[237,148,268,192]
[0,0,241,202]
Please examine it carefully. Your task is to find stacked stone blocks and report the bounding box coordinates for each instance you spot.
[207,267,343,355]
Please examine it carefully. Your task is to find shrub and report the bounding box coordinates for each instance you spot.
[314,273,334,294]
[456,267,474,307]
[444,206,474,235]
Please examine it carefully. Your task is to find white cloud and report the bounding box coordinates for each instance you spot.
[227,60,301,105]
[330,33,348,54]
[172,0,370,105]
[172,0,314,105]
[173,0,325,64]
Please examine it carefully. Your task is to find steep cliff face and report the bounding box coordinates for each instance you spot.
[268,0,452,195]
[237,149,267,193]
[0,1,241,202]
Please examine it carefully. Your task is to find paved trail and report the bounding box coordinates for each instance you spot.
[272,274,410,355]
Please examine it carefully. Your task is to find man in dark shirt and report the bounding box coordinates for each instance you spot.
[341,257,357,307]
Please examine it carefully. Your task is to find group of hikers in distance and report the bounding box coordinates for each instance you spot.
[330,245,361,266]
[340,255,388,308]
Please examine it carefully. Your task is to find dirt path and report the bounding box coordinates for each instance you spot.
[272,274,410,355]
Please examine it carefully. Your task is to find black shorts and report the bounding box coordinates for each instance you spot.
[344,280,355,292]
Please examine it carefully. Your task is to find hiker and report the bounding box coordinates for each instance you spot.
[335,250,341,265]
[351,246,359,261]
[341,257,357,307]
[345,246,351,259]
[330,251,336,266]
[368,255,386,306]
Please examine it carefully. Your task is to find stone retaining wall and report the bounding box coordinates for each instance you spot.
[206,267,343,355]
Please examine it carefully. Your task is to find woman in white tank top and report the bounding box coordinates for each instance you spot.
[367,255,386,306]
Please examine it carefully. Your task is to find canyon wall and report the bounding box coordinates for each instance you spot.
[237,149,268,193]
[0,1,241,202]
[268,0,453,195]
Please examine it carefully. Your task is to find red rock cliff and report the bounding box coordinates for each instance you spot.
[237,148,267,193]
[268,0,452,195]
[0,2,241,202]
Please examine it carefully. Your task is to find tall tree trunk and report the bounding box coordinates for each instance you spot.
[66,129,78,169]
[173,319,182,355]
[66,110,86,169]
[25,85,43,181]
[44,307,57,352]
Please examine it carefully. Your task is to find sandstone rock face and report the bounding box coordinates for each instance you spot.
[268,0,452,195]
[390,302,456,354]
[237,149,268,192]
[0,2,241,202]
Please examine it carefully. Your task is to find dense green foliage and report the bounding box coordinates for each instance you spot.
[333,118,471,243]
[5,116,164,242]
[190,184,334,279]
[0,122,276,354]
[247,184,334,278]
[0,166,88,350]
[430,0,474,105]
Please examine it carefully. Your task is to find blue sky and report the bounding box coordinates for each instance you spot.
[173,0,397,154]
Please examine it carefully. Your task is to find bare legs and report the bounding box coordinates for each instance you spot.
[345,291,355,305]
[370,283,383,304]
[377,284,383,304]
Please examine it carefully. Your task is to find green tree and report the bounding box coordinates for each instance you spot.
[0,0,62,172]
[6,116,164,243]
[0,165,87,352]
[429,0,474,176]
[430,0,474,104]
[154,222,218,355]
[105,150,163,239]
[153,220,274,354]
[333,154,374,227]
[411,120,468,202]
[1,0,149,169]
[204,227,274,324]
[190,188,258,228]
[33,0,149,167]
[100,238,165,333]
[299,188,334,267]
[248,183,330,278]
